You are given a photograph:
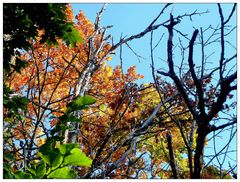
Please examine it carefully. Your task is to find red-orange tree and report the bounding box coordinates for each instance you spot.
[4,5,189,179]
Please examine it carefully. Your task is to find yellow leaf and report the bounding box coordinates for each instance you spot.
[99,104,107,111]
[106,66,113,77]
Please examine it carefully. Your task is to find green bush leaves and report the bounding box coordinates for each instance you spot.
[47,167,76,179]
[42,143,92,179]
[7,143,93,179]
[3,95,95,179]
[63,148,92,167]
[66,95,96,114]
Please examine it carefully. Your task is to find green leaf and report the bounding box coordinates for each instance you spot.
[39,139,53,154]
[26,166,37,176]
[58,114,81,123]
[62,24,83,47]
[3,163,12,171]
[12,96,29,109]
[3,167,15,179]
[58,143,79,155]
[65,104,77,114]
[75,95,96,107]
[36,160,46,178]
[14,171,32,179]
[3,84,12,94]
[3,98,9,105]
[4,152,15,161]
[99,104,107,111]
[63,148,92,167]
[47,167,76,179]
[52,154,64,170]
[40,149,62,169]
[66,95,96,114]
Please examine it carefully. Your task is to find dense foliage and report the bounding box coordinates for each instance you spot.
[3,3,82,73]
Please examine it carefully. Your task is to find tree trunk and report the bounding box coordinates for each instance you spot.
[193,125,208,178]
[64,61,96,144]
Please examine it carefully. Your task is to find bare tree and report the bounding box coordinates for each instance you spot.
[77,3,236,178]
[154,4,236,178]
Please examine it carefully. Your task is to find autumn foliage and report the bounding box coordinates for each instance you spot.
[3,4,236,179]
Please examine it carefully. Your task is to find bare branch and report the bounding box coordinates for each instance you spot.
[166,131,179,178]
[187,29,206,116]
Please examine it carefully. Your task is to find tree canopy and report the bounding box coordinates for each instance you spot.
[3,3,82,73]
[3,3,237,179]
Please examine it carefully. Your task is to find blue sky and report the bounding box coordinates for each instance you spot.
[71,3,236,82]
[71,3,237,171]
